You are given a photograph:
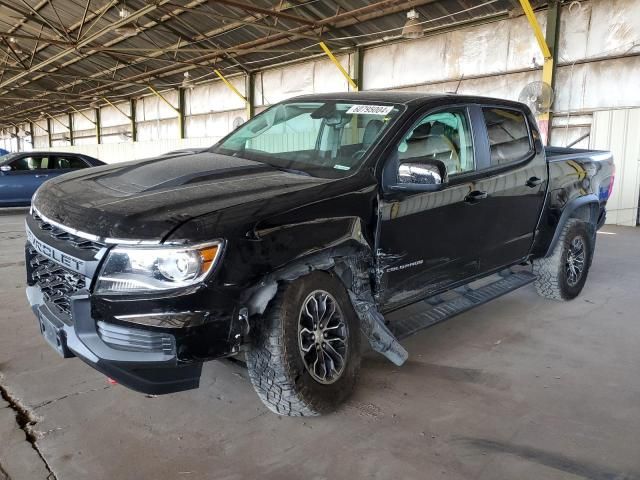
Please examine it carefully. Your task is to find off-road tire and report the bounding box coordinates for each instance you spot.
[246,271,361,416]
[533,219,594,301]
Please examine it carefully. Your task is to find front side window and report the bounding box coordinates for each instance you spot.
[397,109,474,176]
[483,108,532,166]
[212,101,401,178]
[10,156,48,171]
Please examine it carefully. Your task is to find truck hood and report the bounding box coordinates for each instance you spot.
[33,151,332,242]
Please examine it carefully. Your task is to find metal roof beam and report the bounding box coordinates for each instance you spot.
[165,2,321,41]
[17,0,69,40]
[76,0,92,42]
[43,0,74,42]
[0,31,75,47]
[0,0,206,96]
[0,1,171,89]
[0,0,323,103]
[0,0,442,122]
[0,1,58,36]
[211,0,318,27]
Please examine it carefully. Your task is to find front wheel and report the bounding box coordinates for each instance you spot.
[246,271,361,416]
[533,219,594,301]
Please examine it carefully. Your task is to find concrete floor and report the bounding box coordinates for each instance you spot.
[1,209,639,480]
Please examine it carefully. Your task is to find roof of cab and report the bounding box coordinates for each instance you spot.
[288,91,527,110]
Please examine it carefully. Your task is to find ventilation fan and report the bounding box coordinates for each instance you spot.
[232,116,245,130]
[518,81,554,115]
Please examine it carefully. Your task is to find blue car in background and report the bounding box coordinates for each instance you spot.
[0,151,105,207]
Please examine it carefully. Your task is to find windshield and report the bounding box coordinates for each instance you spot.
[211,101,402,178]
[0,153,17,164]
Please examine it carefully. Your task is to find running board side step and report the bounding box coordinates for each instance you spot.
[387,270,537,340]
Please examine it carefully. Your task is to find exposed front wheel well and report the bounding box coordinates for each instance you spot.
[569,202,599,225]
[246,271,362,415]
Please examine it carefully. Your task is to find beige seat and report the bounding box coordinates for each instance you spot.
[400,123,460,174]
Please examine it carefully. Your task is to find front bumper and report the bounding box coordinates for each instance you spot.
[25,210,249,394]
[27,285,204,395]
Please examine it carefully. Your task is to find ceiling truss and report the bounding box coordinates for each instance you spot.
[0,0,514,128]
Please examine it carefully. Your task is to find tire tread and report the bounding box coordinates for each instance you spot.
[246,276,358,416]
[533,218,591,301]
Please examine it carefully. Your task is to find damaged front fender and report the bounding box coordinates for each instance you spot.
[243,243,408,367]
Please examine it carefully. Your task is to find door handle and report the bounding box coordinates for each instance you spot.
[464,190,488,203]
[526,176,543,188]
[35,174,49,178]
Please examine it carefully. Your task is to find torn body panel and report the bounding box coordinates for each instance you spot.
[243,220,408,366]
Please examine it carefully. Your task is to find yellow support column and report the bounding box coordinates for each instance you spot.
[518,0,557,144]
[319,41,358,91]
[214,69,248,103]
[214,69,253,122]
[147,85,183,139]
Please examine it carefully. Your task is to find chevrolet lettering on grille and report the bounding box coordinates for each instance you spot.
[26,225,86,274]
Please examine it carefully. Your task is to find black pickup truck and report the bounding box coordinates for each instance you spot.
[24,92,614,416]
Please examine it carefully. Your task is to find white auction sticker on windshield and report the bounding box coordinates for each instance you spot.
[346,104,394,115]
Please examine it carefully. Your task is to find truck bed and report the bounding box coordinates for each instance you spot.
[545,146,612,163]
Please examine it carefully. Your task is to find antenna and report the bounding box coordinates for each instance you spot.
[454,75,464,94]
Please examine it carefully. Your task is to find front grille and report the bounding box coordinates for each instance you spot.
[32,212,106,253]
[28,248,88,317]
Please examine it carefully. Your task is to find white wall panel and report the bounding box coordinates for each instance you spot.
[550,126,591,149]
[396,70,539,102]
[34,120,47,136]
[101,102,131,128]
[74,133,98,145]
[591,108,640,226]
[137,118,179,141]
[505,14,547,71]
[72,109,96,131]
[261,62,314,104]
[33,136,48,148]
[186,77,246,115]
[363,13,546,90]
[51,115,70,134]
[38,137,216,164]
[136,90,179,121]
[258,55,350,105]
[185,109,244,139]
[312,57,349,93]
[586,0,640,58]
[555,56,640,113]
[559,2,591,62]
[396,35,450,85]
[445,19,511,77]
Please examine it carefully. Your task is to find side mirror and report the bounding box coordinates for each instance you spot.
[0,165,11,173]
[390,159,448,192]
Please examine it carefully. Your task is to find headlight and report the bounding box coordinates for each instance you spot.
[95,241,222,295]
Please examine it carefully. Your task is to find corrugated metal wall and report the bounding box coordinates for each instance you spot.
[591,109,640,226]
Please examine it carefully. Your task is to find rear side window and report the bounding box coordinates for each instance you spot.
[483,108,532,166]
[50,156,88,169]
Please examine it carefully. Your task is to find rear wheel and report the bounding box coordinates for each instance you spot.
[533,219,594,301]
[246,271,361,416]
